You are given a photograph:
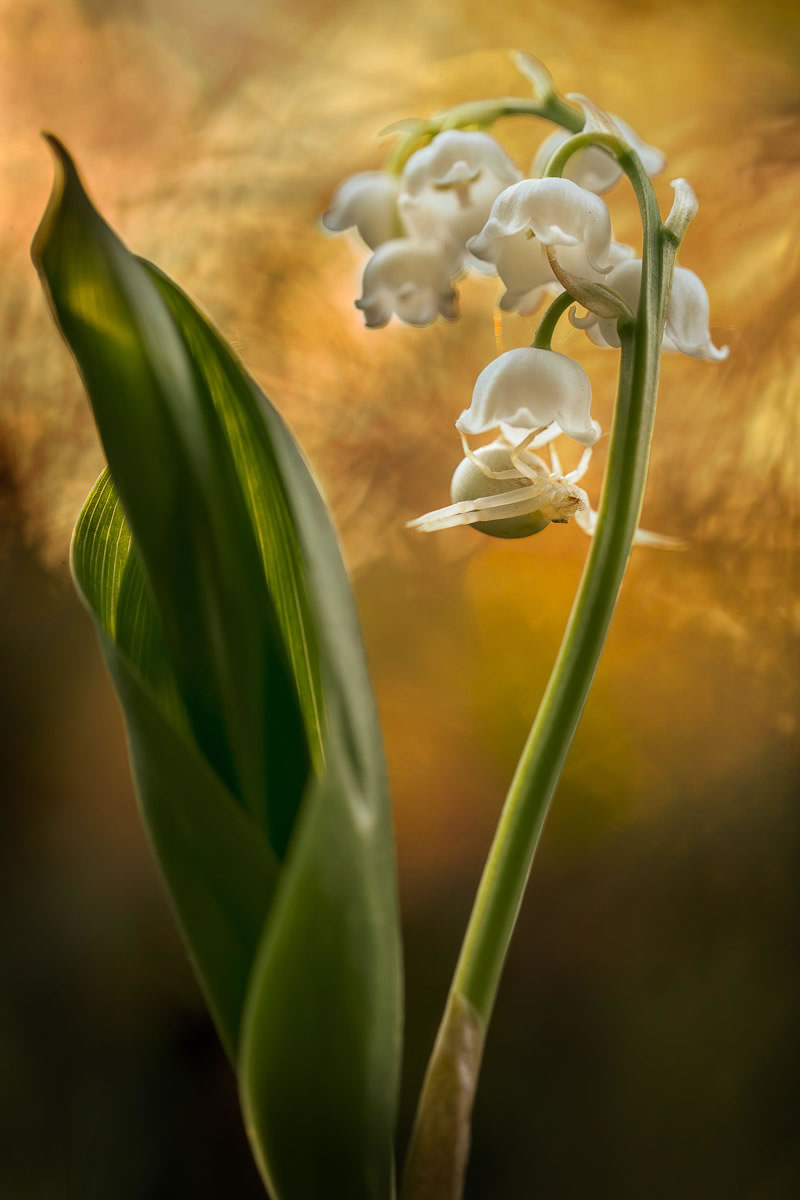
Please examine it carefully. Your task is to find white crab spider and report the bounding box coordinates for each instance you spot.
[408,437,591,539]
[408,435,683,547]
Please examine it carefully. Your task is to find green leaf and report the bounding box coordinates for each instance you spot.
[72,469,280,1061]
[145,263,403,1200]
[34,138,402,1199]
[33,135,309,850]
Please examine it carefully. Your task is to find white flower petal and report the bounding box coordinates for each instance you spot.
[398,179,502,257]
[577,257,645,346]
[322,171,402,250]
[470,197,629,315]
[499,280,560,315]
[469,179,614,276]
[402,131,522,195]
[531,129,622,194]
[664,266,729,361]
[619,117,666,178]
[574,259,729,360]
[584,321,615,349]
[530,129,569,179]
[456,347,600,446]
[530,114,665,195]
[356,239,459,328]
[472,228,552,306]
[398,131,523,254]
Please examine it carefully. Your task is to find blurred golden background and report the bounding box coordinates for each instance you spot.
[2,1,799,1196]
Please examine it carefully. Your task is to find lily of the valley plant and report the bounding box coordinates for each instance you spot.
[34,51,727,1200]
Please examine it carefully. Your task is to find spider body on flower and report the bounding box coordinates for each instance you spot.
[408,439,591,538]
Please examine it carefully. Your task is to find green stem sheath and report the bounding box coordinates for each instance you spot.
[402,135,688,1198]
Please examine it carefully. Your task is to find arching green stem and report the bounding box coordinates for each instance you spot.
[401,139,688,1200]
[384,94,583,175]
[531,289,576,350]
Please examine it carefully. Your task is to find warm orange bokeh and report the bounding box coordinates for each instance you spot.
[2,2,798,1196]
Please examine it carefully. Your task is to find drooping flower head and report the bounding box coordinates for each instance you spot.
[322,171,402,250]
[572,259,729,361]
[467,178,620,313]
[456,347,601,446]
[355,238,459,328]
[470,178,615,273]
[398,130,523,258]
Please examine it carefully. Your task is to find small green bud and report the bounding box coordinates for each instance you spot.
[449,445,550,539]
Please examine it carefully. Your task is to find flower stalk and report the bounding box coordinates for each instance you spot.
[384,95,583,176]
[531,288,576,350]
[400,140,690,1200]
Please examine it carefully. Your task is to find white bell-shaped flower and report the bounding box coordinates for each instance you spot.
[484,231,633,316]
[531,117,665,195]
[477,228,559,314]
[573,259,729,361]
[398,131,523,256]
[456,347,600,446]
[322,171,402,250]
[468,178,616,304]
[355,238,459,328]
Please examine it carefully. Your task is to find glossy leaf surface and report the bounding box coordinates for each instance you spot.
[34,139,402,1199]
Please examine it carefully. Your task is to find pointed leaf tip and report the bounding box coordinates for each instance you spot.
[41,130,70,163]
[31,135,106,282]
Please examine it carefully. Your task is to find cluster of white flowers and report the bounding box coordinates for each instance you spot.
[323,129,524,327]
[323,63,728,542]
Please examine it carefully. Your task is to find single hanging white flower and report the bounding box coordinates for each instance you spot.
[467,178,621,313]
[355,238,459,328]
[571,259,729,361]
[483,233,633,316]
[456,347,601,447]
[322,171,402,250]
[531,116,665,195]
[398,130,523,258]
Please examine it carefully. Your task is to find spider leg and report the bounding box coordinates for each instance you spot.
[407,483,547,532]
[633,528,687,550]
[563,445,593,484]
[459,431,521,480]
[573,494,687,549]
[500,421,561,450]
[509,428,551,482]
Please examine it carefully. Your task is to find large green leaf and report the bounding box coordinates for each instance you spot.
[34,139,402,1199]
[71,468,280,1060]
[145,262,402,1200]
[34,136,309,846]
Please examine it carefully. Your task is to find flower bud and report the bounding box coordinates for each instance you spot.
[450,445,550,539]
